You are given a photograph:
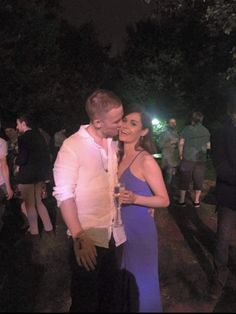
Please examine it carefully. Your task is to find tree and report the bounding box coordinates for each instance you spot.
[0,1,111,134]
[116,0,235,126]
[205,0,236,82]
[0,0,61,132]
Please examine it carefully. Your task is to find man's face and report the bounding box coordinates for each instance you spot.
[168,119,176,129]
[100,106,124,138]
[16,119,25,134]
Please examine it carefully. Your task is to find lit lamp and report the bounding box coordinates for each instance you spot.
[151,118,162,159]
[151,118,160,126]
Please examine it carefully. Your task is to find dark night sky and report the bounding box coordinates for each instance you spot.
[60,0,156,56]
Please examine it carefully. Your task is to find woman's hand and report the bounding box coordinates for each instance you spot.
[120,189,137,204]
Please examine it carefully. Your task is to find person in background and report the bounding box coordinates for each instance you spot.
[53,89,125,312]
[159,118,179,195]
[3,122,19,182]
[39,127,51,148]
[210,91,236,297]
[15,113,53,238]
[177,111,211,207]
[2,122,29,232]
[38,127,54,199]
[0,133,14,231]
[118,105,169,312]
[53,127,67,163]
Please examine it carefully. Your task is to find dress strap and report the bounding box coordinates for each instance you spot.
[127,150,144,169]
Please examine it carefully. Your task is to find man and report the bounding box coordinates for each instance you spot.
[3,122,19,187]
[15,114,53,236]
[53,89,126,312]
[53,127,67,163]
[2,122,29,232]
[159,118,179,194]
[0,135,14,231]
[211,91,236,296]
[178,111,211,207]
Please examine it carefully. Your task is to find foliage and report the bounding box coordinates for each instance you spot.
[114,0,236,128]
[205,0,236,82]
[0,0,61,129]
[0,0,110,134]
[1,0,235,135]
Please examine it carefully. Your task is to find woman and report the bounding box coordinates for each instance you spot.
[118,105,169,312]
[15,113,53,236]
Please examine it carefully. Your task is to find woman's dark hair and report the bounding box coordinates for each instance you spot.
[119,104,157,160]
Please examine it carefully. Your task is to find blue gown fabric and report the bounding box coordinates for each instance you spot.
[120,167,162,312]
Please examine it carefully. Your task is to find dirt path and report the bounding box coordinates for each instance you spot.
[1,180,236,312]
[157,180,236,313]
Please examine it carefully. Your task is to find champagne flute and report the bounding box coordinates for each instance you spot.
[113,182,125,226]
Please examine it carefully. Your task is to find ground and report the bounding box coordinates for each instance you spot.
[0,178,236,312]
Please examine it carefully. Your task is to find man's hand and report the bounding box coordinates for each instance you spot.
[73,232,97,271]
[6,187,14,200]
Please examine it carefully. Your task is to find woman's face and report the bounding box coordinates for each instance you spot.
[119,112,147,144]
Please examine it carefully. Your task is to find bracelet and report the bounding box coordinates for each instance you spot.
[74,230,86,242]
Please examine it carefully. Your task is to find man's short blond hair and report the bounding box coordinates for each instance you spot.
[85,89,122,120]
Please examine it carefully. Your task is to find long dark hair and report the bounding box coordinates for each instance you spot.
[119,104,157,161]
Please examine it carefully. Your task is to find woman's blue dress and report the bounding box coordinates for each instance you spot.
[120,168,162,312]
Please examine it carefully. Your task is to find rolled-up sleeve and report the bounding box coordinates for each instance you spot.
[53,140,79,206]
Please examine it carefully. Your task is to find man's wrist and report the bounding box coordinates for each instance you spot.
[73,230,86,242]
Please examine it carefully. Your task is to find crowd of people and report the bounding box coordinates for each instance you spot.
[0,88,235,312]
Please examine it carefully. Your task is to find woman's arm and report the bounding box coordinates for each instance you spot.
[0,156,13,200]
[121,154,170,208]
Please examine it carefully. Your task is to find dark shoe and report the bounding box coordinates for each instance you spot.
[42,229,55,239]
[193,202,200,208]
[19,222,30,233]
[209,279,223,300]
[177,201,186,207]
[40,230,56,256]
[30,234,41,262]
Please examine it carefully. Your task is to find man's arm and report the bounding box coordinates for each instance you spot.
[206,141,211,159]
[178,138,185,160]
[60,198,97,271]
[0,156,13,200]
[59,197,83,239]
[53,141,97,271]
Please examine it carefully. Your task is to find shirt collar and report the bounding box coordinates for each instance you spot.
[78,124,113,147]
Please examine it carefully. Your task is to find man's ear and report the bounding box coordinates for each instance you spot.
[141,128,149,137]
[93,119,102,129]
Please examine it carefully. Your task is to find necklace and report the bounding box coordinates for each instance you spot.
[99,147,108,172]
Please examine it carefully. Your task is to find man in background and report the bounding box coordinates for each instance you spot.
[159,118,179,195]
[0,134,14,231]
[211,91,236,297]
[178,111,211,207]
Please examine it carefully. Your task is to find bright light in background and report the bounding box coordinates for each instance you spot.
[151,118,160,125]
[151,116,166,160]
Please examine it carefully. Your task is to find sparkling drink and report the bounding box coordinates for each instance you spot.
[113,182,125,226]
